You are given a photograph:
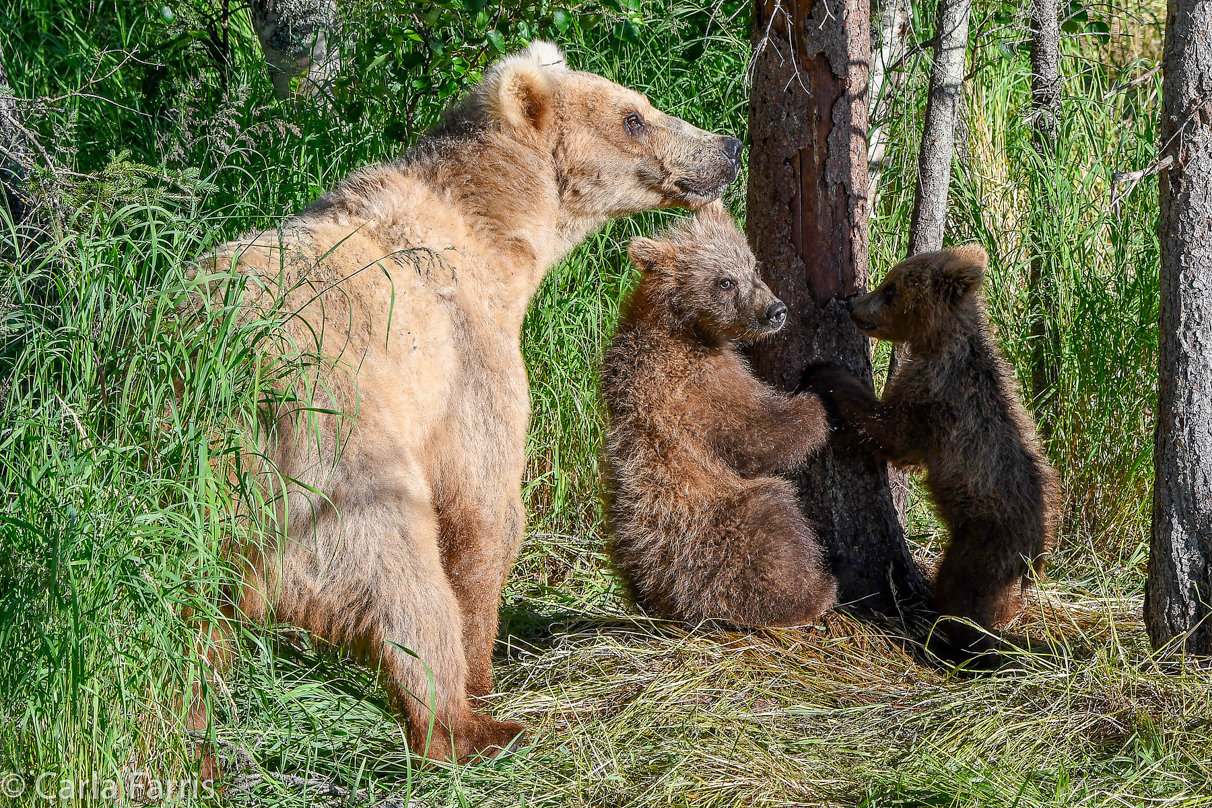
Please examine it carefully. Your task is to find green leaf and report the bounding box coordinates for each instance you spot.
[486,29,505,52]
[158,5,174,24]
[552,9,570,31]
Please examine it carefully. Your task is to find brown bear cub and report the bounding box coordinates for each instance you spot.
[602,203,838,627]
[805,245,1059,656]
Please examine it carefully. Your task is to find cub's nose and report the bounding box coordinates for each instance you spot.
[765,301,787,326]
[721,137,743,169]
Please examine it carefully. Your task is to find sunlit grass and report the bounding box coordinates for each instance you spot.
[3,1,1207,806]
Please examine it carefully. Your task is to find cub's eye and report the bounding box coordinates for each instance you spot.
[624,112,646,137]
[883,282,897,300]
[718,278,735,291]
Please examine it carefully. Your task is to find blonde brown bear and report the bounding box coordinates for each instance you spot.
[200,42,742,762]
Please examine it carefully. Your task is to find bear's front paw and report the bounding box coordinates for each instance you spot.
[798,363,847,426]
[798,362,853,396]
[795,360,862,402]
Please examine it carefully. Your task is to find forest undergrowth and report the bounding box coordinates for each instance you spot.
[1,1,1209,805]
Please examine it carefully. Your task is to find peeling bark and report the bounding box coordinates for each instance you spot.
[251,0,340,100]
[0,52,33,227]
[1147,0,1212,656]
[868,0,912,205]
[748,0,931,616]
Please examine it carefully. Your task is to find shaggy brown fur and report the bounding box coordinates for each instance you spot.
[195,42,743,762]
[602,204,837,627]
[804,246,1060,655]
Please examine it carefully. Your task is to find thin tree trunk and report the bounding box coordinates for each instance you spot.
[908,0,972,254]
[1146,0,1212,656]
[887,0,972,524]
[748,0,931,617]
[0,52,33,228]
[251,0,340,100]
[868,0,912,205]
[1028,0,1061,430]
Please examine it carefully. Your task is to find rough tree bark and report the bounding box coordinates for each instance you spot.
[748,0,931,616]
[1028,0,1061,428]
[908,0,972,254]
[0,50,33,228]
[1146,0,1212,656]
[251,0,340,100]
[868,0,912,204]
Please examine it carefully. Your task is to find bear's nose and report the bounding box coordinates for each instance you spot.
[721,137,743,168]
[765,301,787,326]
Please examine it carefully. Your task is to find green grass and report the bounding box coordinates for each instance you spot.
[3,0,1211,806]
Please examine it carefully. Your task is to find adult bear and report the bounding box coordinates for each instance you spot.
[200,42,741,763]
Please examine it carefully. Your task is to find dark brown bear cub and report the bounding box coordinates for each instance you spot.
[602,202,837,627]
[806,245,1059,655]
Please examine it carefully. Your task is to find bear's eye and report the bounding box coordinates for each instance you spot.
[718,278,735,291]
[883,282,897,301]
[624,112,646,137]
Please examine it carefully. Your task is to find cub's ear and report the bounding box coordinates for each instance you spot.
[483,42,565,132]
[628,237,674,272]
[949,243,988,269]
[941,244,987,300]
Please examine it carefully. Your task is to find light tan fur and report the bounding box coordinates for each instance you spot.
[195,43,742,762]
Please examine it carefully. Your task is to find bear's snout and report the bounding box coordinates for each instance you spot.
[721,137,743,170]
[764,301,787,328]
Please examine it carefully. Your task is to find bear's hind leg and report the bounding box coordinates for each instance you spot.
[437,489,525,700]
[700,480,838,627]
[931,522,1026,656]
[274,483,523,763]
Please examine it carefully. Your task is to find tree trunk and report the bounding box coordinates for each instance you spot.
[887,0,972,523]
[1146,0,1212,656]
[1028,0,1061,430]
[0,51,33,228]
[868,0,912,205]
[908,0,972,254]
[748,0,931,616]
[251,0,340,100]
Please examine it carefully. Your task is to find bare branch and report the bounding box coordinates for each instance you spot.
[1109,154,1173,207]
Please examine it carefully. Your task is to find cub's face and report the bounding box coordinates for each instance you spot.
[476,42,741,224]
[630,204,787,341]
[847,246,988,343]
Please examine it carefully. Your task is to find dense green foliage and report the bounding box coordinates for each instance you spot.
[3,1,1208,806]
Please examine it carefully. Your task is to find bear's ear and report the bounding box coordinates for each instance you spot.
[525,40,567,70]
[949,243,988,269]
[940,244,987,300]
[628,237,674,273]
[482,42,565,132]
